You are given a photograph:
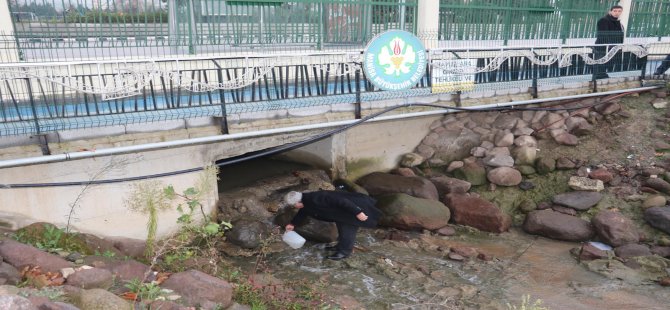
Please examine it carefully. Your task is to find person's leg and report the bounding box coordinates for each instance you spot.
[331,222,358,257]
[655,55,670,75]
[593,46,609,79]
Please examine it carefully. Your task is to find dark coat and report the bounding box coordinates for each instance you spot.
[290,190,382,228]
[596,14,624,44]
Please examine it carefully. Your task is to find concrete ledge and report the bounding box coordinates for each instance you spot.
[363,98,407,109]
[186,117,218,128]
[408,94,440,104]
[330,103,356,113]
[125,119,186,134]
[58,125,126,142]
[0,135,37,148]
[287,105,331,117]
[237,109,289,122]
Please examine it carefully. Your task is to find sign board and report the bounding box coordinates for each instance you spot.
[363,30,427,91]
[431,59,477,93]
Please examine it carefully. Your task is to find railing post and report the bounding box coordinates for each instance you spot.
[24,77,50,155]
[355,68,361,119]
[216,68,229,134]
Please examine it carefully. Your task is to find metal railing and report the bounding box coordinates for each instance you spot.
[1,37,667,138]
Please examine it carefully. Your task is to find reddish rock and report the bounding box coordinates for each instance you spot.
[0,239,73,273]
[393,168,416,177]
[447,253,465,261]
[477,253,494,261]
[591,210,639,247]
[614,244,651,259]
[66,268,114,289]
[162,270,233,309]
[429,176,471,196]
[357,172,439,200]
[523,210,594,242]
[659,277,670,286]
[551,205,577,216]
[589,168,614,183]
[579,243,609,261]
[451,246,478,258]
[444,194,512,233]
[96,260,151,283]
[651,246,670,258]
[487,167,522,186]
[554,133,579,146]
[435,226,456,236]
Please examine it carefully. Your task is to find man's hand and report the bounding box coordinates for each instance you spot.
[285,224,294,231]
[356,212,368,221]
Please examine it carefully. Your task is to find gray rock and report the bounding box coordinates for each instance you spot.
[556,157,576,170]
[470,147,487,157]
[483,154,515,167]
[552,191,603,211]
[513,136,537,148]
[94,260,150,283]
[523,210,594,242]
[644,178,670,195]
[72,289,130,310]
[416,144,435,159]
[513,146,537,166]
[492,114,518,129]
[0,263,20,286]
[431,128,482,164]
[400,153,424,168]
[566,116,594,136]
[614,244,651,259]
[494,132,514,147]
[357,172,439,200]
[518,200,537,213]
[592,210,639,247]
[516,165,537,175]
[66,268,114,290]
[452,158,487,186]
[161,270,233,309]
[568,177,604,192]
[554,132,579,146]
[541,113,565,130]
[536,157,556,175]
[485,146,511,157]
[642,195,666,209]
[227,219,270,249]
[513,127,535,136]
[480,141,494,150]
[376,194,451,231]
[429,176,471,196]
[643,207,670,234]
[487,167,522,187]
[0,295,36,310]
[446,161,464,173]
[0,240,73,273]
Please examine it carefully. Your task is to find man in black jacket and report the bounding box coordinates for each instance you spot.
[593,5,625,79]
[284,190,382,260]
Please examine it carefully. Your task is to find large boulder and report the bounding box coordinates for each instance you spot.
[0,295,37,310]
[356,172,439,200]
[552,191,603,211]
[161,270,233,309]
[644,178,670,195]
[591,210,639,247]
[66,268,114,290]
[513,146,537,166]
[643,207,670,234]
[614,244,652,259]
[0,239,73,273]
[429,127,481,164]
[443,194,511,233]
[91,260,150,283]
[226,219,270,249]
[375,193,451,231]
[523,210,594,242]
[0,262,21,285]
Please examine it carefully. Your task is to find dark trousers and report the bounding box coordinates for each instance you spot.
[335,222,359,255]
[593,46,609,79]
[656,55,670,74]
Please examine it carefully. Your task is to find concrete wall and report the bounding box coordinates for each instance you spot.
[0,0,18,63]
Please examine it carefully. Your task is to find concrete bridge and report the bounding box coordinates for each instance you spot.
[0,72,656,240]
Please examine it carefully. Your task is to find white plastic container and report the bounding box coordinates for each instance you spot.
[282,231,306,249]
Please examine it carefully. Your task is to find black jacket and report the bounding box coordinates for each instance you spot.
[290,190,382,228]
[596,14,624,44]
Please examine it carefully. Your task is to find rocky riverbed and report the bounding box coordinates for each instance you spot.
[1,87,670,309]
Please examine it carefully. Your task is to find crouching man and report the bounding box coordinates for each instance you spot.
[284,190,382,260]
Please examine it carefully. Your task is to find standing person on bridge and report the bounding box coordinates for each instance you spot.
[284,190,382,260]
[593,5,625,80]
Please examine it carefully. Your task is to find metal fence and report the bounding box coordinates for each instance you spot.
[438,0,619,42]
[7,0,417,62]
[1,37,667,138]
[628,0,670,38]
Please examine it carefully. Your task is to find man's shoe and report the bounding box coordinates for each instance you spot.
[324,245,338,251]
[326,252,349,260]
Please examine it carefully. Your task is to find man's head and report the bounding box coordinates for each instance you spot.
[609,5,623,19]
[284,191,304,209]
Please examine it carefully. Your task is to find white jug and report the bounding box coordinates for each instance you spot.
[282,231,306,249]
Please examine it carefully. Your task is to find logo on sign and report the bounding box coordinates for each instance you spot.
[363,30,427,91]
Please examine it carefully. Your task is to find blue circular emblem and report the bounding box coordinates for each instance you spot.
[363,30,427,91]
